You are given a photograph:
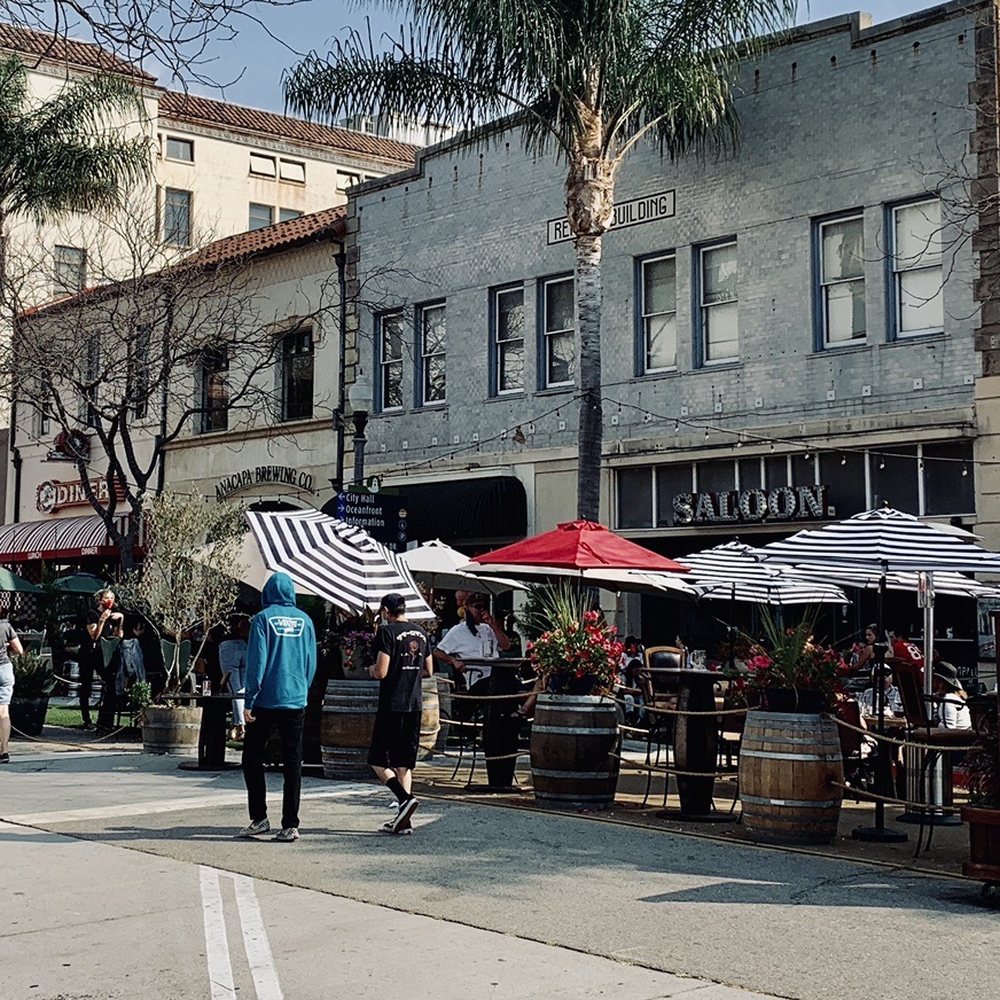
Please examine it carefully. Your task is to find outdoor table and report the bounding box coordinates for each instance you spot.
[461,658,527,792]
[655,668,730,822]
[171,691,240,771]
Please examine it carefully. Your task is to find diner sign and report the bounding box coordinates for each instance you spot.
[672,485,831,525]
[36,477,123,514]
[546,190,676,244]
[216,465,316,501]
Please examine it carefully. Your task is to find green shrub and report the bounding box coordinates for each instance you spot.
[11,651,56,699]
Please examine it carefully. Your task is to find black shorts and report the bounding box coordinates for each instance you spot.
[367,710,421,770]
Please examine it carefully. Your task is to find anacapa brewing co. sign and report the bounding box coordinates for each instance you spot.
[672,485,831,525]
[36,477,123,514]
[215,466,316,501]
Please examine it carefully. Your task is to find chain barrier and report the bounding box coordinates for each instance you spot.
[825,713,971,754]
[9,722,133,750]
[610,693,748,718]
[608,751,736,781]
[448,690,533,701]
[829,779,957,814]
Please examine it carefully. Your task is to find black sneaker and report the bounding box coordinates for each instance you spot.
[391,797,419,833]
[0,752,10,764]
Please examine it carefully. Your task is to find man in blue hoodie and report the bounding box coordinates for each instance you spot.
[239,572,316,842]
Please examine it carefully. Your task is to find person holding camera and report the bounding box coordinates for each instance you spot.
[84,589,124,734]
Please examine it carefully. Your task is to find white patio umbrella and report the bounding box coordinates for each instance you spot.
[677,541,849,606]
[245,510,434,619]
[400,539,525,594]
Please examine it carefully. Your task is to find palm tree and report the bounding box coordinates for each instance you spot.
[0,53,150,262]
[284,0,797,521]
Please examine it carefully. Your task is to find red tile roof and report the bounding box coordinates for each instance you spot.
[159,90,417,165]
[182,205,346,268]
[0,22,156,82]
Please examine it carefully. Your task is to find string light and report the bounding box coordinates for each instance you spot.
[962,463,969,477]
[879,457,886,470]
[804,452,811,461]
[704,426,710,441]
[840,454,847,466]
[673,420,680,434]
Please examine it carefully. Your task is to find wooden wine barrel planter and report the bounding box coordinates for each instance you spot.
[142,705,201,754]
[738,710,844,845]
[419,676,441,755]
[530,694,619,810]
[320,680,379,780]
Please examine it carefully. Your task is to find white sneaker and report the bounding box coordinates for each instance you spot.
[237,818,270,839]
[273,827,299,842]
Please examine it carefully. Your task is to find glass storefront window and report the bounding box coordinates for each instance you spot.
[656,465,695,527]
[617,468,653,528]
[923,441,974,515]
[872,446,919,513]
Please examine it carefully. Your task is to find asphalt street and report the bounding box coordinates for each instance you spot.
[2,749,997,1000]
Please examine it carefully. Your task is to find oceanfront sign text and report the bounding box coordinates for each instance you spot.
[546,190,676,244]
[672,485,831,525]
[216,466,316,501]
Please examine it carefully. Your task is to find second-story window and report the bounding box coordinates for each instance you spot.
[700,242,738,364]
[132,324,151,420]
[279,208,303,223]
[279,159,306,183]
[337,171,362,192]
[542,276,575,387]
[163,188,192,246]
[250,153,276,177]
[249,202,274,231]
[281,328,314,421]
[640,254,677,372]
[379,311,404,411]
[199,348,229,433]
[419,303,446,405]
[54,245,86,295]
[819,215,865,346]
[493,285,524,393]
[893,198,944,337]
[165,136,194,162]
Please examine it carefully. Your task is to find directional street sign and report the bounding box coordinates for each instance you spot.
[331,491,408,551]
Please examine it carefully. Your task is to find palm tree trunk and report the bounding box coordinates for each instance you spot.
[575,233,603,521]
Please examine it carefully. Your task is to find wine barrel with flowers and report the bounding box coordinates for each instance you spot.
[320,680,380,779]
[527,595,623,810]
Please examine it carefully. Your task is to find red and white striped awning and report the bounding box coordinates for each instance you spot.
[0,514,127,562]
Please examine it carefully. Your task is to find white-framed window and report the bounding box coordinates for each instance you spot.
[542,276,574,387]
[893,198,944,337]
[378,311,404,411]
[700,242,738,364]
[419,303,446,405]
[249,153,276,177]
[249,202,274,231]
[493,285,524,394]
[163,188,192,246]
[279,159,306,183]
[279,208,302,223]
[54,245,86,295]
[819,215,866,346]
[337,170,361,192]
[165,136,194,162]
[640,254,677,372]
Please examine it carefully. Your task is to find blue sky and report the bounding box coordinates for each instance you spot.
[197,0,932,113]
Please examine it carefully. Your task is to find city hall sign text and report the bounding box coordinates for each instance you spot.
[672,485,830,525]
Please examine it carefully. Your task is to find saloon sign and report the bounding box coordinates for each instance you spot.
[36,477,122,514]
[672,485,831,526]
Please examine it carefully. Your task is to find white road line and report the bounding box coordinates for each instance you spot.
[233,873,284,1000]
[199,866,238,1000]
[5,784,382,825]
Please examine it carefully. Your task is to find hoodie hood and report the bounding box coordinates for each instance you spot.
[262,572,297,608]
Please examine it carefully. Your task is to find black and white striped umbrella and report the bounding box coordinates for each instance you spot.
[245,510,433,618]
[770,563,1000,599]
[758,506,1000,574]
[677,541,848,606]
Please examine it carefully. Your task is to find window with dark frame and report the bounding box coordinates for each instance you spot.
[249,153,276,177]
[281,328,314,421]
[132,324,151,420]
[542,276,574,387]
[249,202,274,231]
[163,188,192,245]
[700,242,738,363]
[379,311,404,411]
[892,198,944,337]
[640,254,677,372]
[165,136,194,161]
[419,303,446,405]
[819,215,866,346]
[199,348,229,433]
[54,245,86,295]
[493,286,524,393]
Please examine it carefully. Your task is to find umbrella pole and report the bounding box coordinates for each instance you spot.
[853,567,907,843]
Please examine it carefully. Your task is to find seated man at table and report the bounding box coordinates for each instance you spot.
[858,664,903,718]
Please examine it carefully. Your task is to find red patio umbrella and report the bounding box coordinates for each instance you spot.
[461,520,691,591]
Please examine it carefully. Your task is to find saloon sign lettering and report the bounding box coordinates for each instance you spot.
[215,466,316,501]
[672,485,830,525]
[36,477,122,514]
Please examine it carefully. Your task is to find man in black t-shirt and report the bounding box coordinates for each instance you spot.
[368,592,433,835]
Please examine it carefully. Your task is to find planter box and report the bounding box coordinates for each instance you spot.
[961,805,1000,884]
[10,696,49,738]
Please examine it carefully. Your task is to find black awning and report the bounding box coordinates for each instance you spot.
[403,476,527,547]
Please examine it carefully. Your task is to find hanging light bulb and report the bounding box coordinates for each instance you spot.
[704,426,710,441]
[673,420,680,434]
[962,463,969,478]
[769,442,775,453]
[879,457,886,470]
[840,454,847,466]
[736,436,743,448]
[804,451,811,461]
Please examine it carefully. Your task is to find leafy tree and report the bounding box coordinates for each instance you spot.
[283,0,798,522]
[0,53,150,243]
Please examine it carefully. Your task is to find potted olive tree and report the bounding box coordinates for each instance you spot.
[121,492,246,754]
[10,651,57,737]
[962,710,1000,897]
